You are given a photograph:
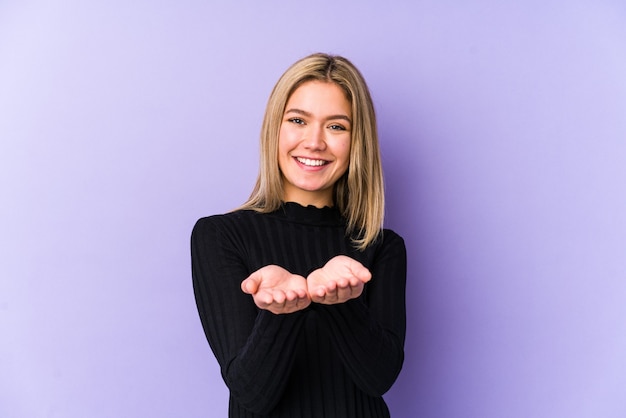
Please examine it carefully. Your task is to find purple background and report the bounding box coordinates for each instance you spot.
[1,1,625,417]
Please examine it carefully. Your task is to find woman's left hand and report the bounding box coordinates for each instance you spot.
[307,255,372,305]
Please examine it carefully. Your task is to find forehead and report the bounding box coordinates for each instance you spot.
[286,81,351,114]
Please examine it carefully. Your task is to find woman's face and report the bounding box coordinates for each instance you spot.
[278,80,352,208]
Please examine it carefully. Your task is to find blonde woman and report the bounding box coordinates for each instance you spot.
[192,53,407,417]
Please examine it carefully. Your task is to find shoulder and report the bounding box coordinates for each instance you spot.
[356,228,405,263]
[382,228,404,242]
[381,229,405,249]
[192,210,258,240]
[372,228,407,260]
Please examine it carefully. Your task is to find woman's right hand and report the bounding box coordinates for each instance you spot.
[241,265,311,314]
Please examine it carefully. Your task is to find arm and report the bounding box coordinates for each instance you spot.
[313,231,407,396]
[191,217,306,414]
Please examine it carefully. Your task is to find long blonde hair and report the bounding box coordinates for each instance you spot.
[239,53,384,250]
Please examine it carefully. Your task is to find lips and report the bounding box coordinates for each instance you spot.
[295,157,329,167]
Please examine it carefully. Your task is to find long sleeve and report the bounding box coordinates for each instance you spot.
[191,216,306,414]
[191,204,406,418]
[314,230,407,396]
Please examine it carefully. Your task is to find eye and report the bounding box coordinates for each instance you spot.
[328,124,346,131]
[288,117,305,125]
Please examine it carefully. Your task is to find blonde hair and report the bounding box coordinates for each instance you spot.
[239,53,384,250]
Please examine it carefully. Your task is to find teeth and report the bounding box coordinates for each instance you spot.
[296,157,326,167]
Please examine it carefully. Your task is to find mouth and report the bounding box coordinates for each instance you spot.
[295,157,329,167]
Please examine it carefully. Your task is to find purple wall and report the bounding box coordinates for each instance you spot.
[1,1,625,417]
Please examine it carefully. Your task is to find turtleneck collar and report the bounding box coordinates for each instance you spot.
[270,201,344,226]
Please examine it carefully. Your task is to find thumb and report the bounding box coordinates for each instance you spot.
[241,273,261,294]
[349,260,372,283]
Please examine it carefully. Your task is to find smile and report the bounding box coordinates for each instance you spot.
[295,157,328,167]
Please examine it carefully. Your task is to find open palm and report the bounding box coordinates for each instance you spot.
[307,255,372,305]
[241,265,311,314]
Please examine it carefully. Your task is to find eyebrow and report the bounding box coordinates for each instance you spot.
[284,108,352,124]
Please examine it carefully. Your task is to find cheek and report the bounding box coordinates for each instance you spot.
[278,125,296,151]
[278,127,289,154]
[338,140,351,164]
[333,143,351,178]
[277,128,293,170]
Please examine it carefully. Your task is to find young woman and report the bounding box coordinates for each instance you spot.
[191,53,407,418]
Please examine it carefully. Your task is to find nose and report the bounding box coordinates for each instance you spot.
[303,125,326,150]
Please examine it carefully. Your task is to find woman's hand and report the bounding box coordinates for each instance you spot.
[307,255,372,305]
[241,265,311,314]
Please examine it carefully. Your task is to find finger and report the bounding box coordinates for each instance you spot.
[347,276,360,287]
[295,287,309,299]
[348,282,364,298]
[322,285,339,304]
[272,290,286,305]
[315,286,327,298]
[282,298,310,314]
[336,277,350,288]
[309,285,326,304]
[343,281,364,300]
[335,287,350,302]
[284,295,302,311]
[256,290,275,306]
[285,289,299,302]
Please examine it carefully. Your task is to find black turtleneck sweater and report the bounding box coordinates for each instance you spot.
[191,202,407,418]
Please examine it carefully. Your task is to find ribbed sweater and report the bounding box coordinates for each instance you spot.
[191,202,407,418]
